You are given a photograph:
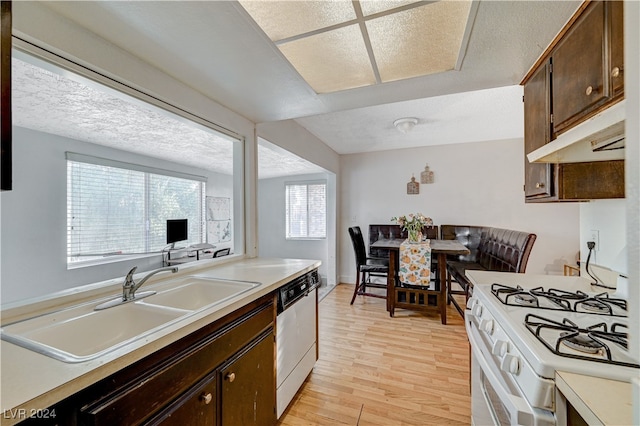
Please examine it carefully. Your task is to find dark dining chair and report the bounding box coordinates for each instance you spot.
[348,226,389,304]
[213,248,230,257]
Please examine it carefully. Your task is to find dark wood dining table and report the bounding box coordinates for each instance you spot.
[369,239,470,324]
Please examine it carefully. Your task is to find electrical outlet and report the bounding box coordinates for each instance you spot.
[589,229,600,251]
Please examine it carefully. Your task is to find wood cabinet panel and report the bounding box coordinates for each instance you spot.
[524,63,553,198]
[220,331,276,426]
[609,0,624,97]
[145,371,216,426]
[559,160,625,199]
[1,1,12,191]
[523,0,625,202]
[552,1,607,135]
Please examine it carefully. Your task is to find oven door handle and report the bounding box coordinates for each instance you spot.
[468,325,535,425]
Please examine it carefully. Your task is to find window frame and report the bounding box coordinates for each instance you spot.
[285,180,327,240]
[13,46,247,267]
[66,152,207,267]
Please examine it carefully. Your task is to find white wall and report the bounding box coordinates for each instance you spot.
[257,121,341,287]
[339,138,581,284]
[0,127,232,304]
[257,120,340,175]
[579,200,626,284]
[257,172,336,285]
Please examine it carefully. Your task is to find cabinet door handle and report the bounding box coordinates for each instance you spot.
[535,182,545,189]
[611,66,621,78]
[225,372,236,382]
[200,392,213,405]
[585,85,593,96]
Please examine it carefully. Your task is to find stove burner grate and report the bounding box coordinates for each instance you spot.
[491,284,540,308]
[574,292,628,315]
[514,293,537,306]
[524,313,639,368]
[559,331,604,354]
[579,299,610,314]
[490,283,627,317]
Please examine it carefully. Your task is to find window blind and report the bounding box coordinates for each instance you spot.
[67,158,205,263]
[285,182,326,239]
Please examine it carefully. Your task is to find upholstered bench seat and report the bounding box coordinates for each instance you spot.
[441,226,537,317]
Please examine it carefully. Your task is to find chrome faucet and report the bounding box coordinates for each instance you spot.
[95,266,178,310]
[122,266,179,302]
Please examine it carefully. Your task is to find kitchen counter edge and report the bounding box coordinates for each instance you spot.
[0,257,320,426]
[556,370,632,425]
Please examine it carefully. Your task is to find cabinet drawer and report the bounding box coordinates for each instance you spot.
[144,371,216,426]
[81,301,274,426]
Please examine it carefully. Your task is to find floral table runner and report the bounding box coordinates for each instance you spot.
[399,240,432,286]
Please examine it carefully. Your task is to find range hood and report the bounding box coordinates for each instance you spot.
[527,100,625,163]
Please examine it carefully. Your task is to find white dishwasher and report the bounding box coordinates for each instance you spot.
[276,269,319,418]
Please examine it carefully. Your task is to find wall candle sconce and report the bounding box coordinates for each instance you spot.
[421,164,434,184]
[407,175,419,194]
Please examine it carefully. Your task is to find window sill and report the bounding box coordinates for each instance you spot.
[67,252,159,270]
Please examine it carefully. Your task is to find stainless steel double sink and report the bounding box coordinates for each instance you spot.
[1,276,260,363]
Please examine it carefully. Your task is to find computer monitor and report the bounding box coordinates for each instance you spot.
[166,219,188,248]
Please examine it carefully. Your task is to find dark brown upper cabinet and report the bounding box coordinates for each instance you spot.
[609,0,624,98]
[522,0,625,202]
[524,63,553,199]
[551,1,610,135]
[1,1,11,191]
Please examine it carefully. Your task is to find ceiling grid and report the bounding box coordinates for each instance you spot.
[238,0,473,93]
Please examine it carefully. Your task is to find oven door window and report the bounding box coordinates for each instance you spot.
[468,324,548,426]
[481,369,512,425]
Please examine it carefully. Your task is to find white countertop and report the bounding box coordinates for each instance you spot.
[0,257,320,426]
[556,370,632,425]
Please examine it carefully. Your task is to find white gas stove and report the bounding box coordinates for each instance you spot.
[465,272,638,426]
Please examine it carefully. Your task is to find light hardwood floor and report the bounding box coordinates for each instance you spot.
[278,284,471,425]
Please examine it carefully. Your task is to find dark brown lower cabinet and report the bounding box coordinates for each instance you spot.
[219,331,275,425]
[145,371,217,426]
[18,294,276,426]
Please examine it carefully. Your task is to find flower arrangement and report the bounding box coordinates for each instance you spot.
[391,213,433,243]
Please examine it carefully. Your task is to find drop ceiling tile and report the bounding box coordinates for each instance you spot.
[278,24,376,93]
[238,0,356,42]
[366,1,472,82]
[359,0,421,17]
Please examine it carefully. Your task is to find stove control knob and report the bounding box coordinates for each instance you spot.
[480,319,494,335]
[466,297,476,310]
[501,354,521,375]
[471,303,483,317]
[492,340,508,357]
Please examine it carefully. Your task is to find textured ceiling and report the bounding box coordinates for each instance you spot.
[32,1,581,123]
[296,84,525,154]
[12,1,582,160]
[12,57,321,179]
[12,57,235,175]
